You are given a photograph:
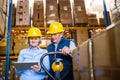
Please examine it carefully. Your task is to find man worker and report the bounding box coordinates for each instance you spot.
[47,22,76,80]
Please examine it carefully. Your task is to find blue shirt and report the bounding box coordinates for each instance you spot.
[15,46,50,80]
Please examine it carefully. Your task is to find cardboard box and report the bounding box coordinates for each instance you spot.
[74,11,88,25]
[33,0,44,27]
[46,0,59,26]
[88,18,98,26]
[16,0,30,26]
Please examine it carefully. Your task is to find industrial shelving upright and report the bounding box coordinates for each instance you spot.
[5,0,12,80]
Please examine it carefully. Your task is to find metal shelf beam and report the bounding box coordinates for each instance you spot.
[12,26,106,30]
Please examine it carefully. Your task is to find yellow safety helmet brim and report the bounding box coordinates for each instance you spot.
[28,27,42,37]
[47,22,64,34]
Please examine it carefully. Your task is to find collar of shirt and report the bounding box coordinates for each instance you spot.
[29,46,39,50]
[28,46,41,53]
[27,46,41,56]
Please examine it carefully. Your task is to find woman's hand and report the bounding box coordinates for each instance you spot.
[31,65,41,72]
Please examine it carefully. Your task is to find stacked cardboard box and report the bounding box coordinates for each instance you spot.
[74,0,88,26]
[0,46,13,55]
[13,38,29,55]
[0,0,4,9]
[1,0,7,12]
[92,22,120,80]
[73,21,120,80]
[59,0,72,26]
[0,15,4,36]
[33,0,44,27]
[88,14,98,26]
[73,40,90,80]
[0,0,6,35]
[98,18,106,26]
[46,0,58,26]
[98,11,111,26]
[12,4,16,27]
[0,38,13,55]
[76,29,88,44]
[16,0,30,26]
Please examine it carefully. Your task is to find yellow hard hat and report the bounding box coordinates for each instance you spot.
[28,27,42,37]
[47,22,64,34]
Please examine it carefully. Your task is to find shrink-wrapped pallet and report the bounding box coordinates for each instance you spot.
[33,0,44,27]
[46,0,58,26]
[59,0,72,26]
[12,4,16,27]
[16,0,30,26]
[74,0,88,26]
[87,14,98,26]
[98,18,106,26]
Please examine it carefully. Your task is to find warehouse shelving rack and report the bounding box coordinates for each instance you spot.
[4,0,110,80]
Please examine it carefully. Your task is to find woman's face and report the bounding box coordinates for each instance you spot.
[51,33,63,44]
[29,37,41,48]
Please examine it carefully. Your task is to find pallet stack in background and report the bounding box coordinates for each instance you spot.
[88,14,98,26]
[74,0,88,26]
[12,4,16,27]
[98,18,106,26]
[46,0,59,26]
[33,0,44,27]
[0,0,7,35]
[110,0,120,23]
[13,38,29,56]
[12,0,112,27]
[98,11,111,26]
[0,45,6,55]
[16,0,30,26]
[59,0,72,26]
[0,36,14,56]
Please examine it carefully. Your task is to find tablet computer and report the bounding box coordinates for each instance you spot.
[13,62,38,70]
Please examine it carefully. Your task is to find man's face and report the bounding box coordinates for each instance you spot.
[29,37,40,48]
[51,33,63,44]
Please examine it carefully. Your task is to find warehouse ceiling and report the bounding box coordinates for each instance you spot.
[85,0,112,12]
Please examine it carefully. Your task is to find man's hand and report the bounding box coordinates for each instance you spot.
[59,46,72,55]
